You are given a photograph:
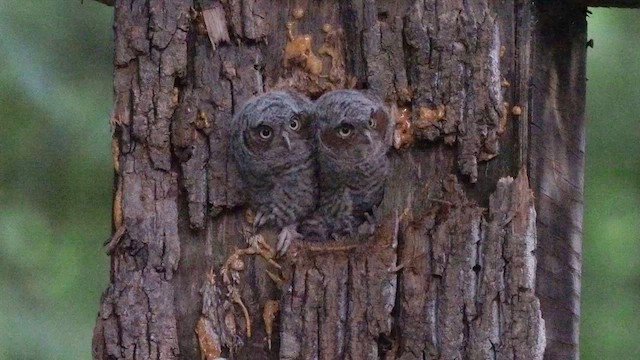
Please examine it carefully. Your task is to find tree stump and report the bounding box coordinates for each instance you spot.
[93,1,589,359]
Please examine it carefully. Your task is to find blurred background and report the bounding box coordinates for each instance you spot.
[0,1,112,359]
[582,8,640,359]
[0,2,637,359]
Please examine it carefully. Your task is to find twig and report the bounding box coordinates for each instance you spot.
[104,226,126,254]
[230,289,251,338]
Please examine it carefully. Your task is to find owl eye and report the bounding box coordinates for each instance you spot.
[258,126,272,139]
[336,124,354,138]
[288,119,300,131]
[368,118,376,128]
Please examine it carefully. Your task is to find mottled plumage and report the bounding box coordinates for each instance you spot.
[231,91,317,233]
[300,89,393,242]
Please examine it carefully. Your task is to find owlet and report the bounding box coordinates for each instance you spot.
[299,89,392,243]
[231,91,317,235]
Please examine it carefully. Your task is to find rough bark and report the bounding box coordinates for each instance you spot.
[93,1,586,359]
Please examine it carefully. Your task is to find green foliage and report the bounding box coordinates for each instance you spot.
[0,1,113,358]
[582,8,640,360]
[0,2,637,359]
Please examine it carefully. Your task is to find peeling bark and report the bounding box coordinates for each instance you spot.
[94,1,586,359]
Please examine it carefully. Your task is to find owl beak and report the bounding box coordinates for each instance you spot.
[364,130,373,145]
[282,132,292,150]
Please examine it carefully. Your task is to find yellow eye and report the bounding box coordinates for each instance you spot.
[289,119,300,130]
[336,124,353,138]
[258,126,272,139]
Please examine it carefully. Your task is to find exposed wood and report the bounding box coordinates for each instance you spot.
[529,2,587,359]
[93,1,587,359]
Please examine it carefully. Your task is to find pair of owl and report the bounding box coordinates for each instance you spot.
[231,90,392,255]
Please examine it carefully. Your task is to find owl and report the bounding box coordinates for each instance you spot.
[231,91,317,238]
[298,89,393,243]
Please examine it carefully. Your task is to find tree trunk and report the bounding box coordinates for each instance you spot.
[92,1,586,359]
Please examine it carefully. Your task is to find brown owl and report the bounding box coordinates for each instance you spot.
[278,90,392,253]
[231,91,317,238]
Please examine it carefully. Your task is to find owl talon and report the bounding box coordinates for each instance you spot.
[276,224,302,257]
[357,221,376,237]
[358,212,377,236]
[253,211,264,228]
[254,209,272,229]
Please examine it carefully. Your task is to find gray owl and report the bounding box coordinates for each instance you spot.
[231,91,317,236]
[297,89,393,244]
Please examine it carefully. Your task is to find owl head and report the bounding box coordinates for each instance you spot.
[232,91,313,175]
[314,90,391,161]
